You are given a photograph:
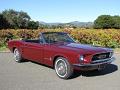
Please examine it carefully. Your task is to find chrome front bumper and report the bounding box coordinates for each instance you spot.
[73,57,115,67]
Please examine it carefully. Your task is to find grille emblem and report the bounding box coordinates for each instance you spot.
[98,55,106,59]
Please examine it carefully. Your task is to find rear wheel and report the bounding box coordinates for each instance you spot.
[54,57,73,79]
[13,48,23,63]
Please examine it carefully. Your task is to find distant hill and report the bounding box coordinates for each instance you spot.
[68,21,93,28]
[39,21,93,28]
[39,21,63,25]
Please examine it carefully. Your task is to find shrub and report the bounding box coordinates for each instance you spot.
[0,29,120,48]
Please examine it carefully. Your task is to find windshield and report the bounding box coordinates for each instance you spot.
[42,32,75,43]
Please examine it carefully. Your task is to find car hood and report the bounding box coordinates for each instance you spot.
[58,43,112,54]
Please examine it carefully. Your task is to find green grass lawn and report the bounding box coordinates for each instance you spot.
[0,46,9,52]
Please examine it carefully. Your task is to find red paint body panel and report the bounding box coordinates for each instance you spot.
[8,38,113,69]
[23,42,44,63]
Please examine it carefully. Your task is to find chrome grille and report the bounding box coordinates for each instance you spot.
[92,52,111,61]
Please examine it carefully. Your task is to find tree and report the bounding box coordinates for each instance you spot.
[57,24,64,29]
[39,24,48,29]
[2,9,31,29]
[112,16,120,29]
[0,14,10,29]
[94,15,115,29]
[17,11,31,29]
[27,21,39,29]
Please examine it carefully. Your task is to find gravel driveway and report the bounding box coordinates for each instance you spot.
[0,52,119,90]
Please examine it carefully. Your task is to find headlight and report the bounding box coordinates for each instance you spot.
[79,55,84,61]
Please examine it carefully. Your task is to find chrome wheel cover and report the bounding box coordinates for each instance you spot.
[55,59,67,78]
[14,49,20,62]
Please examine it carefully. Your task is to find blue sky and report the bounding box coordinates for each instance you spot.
[0,0,120,23]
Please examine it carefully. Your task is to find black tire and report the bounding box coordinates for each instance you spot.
[13,48,23,63]
[54,57,73,79]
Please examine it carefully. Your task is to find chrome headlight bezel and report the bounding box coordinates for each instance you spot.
[79,55,84,61]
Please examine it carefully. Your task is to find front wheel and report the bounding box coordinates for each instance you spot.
[54,57,73,79]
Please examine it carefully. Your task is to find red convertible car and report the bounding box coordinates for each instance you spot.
[8,32,115,79]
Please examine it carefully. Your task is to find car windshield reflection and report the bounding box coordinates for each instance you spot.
[42,32,75,44]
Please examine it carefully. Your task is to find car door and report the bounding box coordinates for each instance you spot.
[22,35,44,63]
[22,42,44,63]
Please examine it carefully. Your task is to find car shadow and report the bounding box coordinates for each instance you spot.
[71,64,118,79]
[21,59,55,69]
[21,60,118,79]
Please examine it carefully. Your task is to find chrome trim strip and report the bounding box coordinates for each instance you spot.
[92,57,114,63]
[73,57,115,67]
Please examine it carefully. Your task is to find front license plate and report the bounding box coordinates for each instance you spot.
[99,64,106,69]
